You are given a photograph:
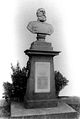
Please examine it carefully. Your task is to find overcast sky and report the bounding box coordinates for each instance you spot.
[0,0,80,99]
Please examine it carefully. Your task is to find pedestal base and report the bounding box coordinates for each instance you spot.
[24,99,58,108]
[24,41,60,109]
[11,102,78,119]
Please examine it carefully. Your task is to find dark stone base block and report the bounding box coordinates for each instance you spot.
[24,99,58,108]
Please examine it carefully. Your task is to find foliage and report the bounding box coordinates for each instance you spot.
[3,62,69,102]
[10,63,27,102]
[55,71,69,97]
[3,61,30,102]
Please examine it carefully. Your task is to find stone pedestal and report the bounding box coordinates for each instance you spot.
[24,41,60,108]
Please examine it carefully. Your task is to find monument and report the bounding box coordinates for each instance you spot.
[24,8,60,108]
[11,8,78,119]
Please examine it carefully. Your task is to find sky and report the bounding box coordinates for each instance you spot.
[0,0,80,99]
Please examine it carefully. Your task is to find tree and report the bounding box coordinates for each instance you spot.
[3,61,30,102]
[55,71,69,97]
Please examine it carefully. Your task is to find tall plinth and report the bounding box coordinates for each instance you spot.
[24,40,60,108]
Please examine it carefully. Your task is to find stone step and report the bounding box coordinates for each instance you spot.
[11,102,78,119]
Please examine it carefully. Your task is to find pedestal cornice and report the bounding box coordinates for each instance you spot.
[24,49,60,57]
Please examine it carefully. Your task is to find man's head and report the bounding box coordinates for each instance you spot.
[36,8,46,22]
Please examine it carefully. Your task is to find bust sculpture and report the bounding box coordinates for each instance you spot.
[27,8,54,41]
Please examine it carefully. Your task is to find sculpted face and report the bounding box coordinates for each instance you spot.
[36,8,46,22]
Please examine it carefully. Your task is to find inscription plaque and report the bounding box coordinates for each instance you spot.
[35,62,50,93]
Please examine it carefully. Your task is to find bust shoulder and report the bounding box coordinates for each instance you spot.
[27,21,53,35]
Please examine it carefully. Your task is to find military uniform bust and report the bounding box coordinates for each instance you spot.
[27,8,53,40]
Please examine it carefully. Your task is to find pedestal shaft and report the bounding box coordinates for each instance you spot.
[24,41,60,108]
